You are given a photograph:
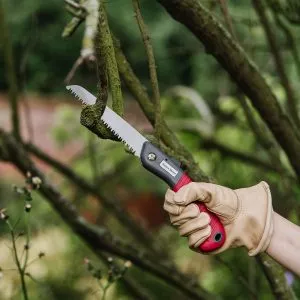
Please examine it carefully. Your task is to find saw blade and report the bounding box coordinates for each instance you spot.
[66,85,97,105]
[66,85,148,156]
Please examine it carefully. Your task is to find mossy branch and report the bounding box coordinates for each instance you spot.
[80,2,124,141]
[256,253,297,299]
[97,3,123,116]
[132,0,162,140]
[80,106,120,141]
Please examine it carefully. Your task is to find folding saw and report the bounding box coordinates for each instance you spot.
[67,85,225,252]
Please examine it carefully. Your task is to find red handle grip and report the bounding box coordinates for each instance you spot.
[173,173,226,252]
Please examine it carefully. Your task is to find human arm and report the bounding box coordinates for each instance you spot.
[267,212,300,276]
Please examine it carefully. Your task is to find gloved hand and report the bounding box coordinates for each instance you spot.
[164,181,273,256]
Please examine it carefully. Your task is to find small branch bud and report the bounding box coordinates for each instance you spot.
[25,203,32,213]
[32,177,42,189]
[0,208,8,220]
[83,257,90,265]
[124,261,132,268]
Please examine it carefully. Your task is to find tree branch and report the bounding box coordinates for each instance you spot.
[271,8,300,78]
[132,0,162,140]
[239,96,282,166]
[251,0,300,129]
[0,0,21,140]
[97,3,123,115]
[94,3,108,115]
[256,253,297,299]
[80,3,124,141]
[201,137,295,179]
[217,0,236,38]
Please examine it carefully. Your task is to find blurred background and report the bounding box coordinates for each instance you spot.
[1,0,300,299]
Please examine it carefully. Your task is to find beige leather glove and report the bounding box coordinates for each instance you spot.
[164,181,273,256]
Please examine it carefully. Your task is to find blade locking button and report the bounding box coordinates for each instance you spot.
[148,153,157,161]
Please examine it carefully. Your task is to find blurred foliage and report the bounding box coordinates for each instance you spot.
[1,0,300,299]
[1,0,297,98]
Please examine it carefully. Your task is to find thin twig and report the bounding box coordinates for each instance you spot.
[64,56,84,84]
[201,137,295,180]
[252,0,300,129]
[218,0,236,38]
[98,252,153,300]
[0,0,21,140]
[6,220,29,300]
[22,212,30,271]
[65,0,82,10]
[132,0,162,140]
[271,9,300,78]
[239,96,281,165]
[64,0,97,81]
[88,134,100,184]
[19,13,38,142]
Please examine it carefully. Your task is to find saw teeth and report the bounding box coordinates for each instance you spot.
[102,120,136,154]
[66,87,82,102]
[66,85,95,105]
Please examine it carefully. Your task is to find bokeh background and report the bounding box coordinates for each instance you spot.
[1,0,300,299]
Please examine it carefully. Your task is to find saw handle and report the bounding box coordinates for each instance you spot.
[140,142,225,253]
[173,173,225,253]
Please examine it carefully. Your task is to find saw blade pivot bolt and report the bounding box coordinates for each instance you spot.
[148,153,156,161]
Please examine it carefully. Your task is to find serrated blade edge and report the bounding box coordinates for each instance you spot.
[66,85,96,105]
[101,107,148,157]
[66,85,148,157]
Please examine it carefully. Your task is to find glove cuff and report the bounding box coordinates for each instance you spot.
[235,181,274,256]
